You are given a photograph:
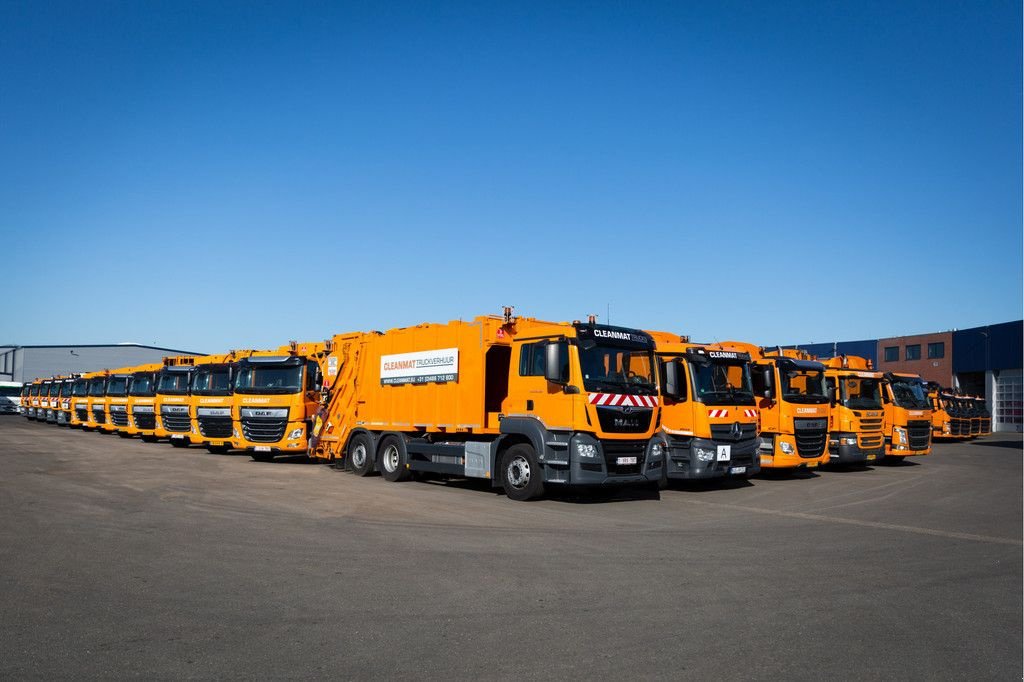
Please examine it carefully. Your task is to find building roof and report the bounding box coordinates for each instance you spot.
[0,343,206,355]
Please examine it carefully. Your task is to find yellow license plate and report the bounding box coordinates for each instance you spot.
[807,462,818,468]
[867,455,876,461]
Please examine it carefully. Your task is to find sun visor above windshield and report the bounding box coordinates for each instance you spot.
[242,355,302,365]
[688,348,751,363]
[574,324,654,350]
[775,357,825,372]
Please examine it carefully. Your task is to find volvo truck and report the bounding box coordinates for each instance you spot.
[881,372,933,460]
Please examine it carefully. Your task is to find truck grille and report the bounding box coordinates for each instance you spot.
[907,420,931,450]
[793,418,827,458]
[110,412,129,427]
[595,406,653,434]
[75,408,89,422]
[601,439,647,476]
[133,413,156,430]
[859,434,883,448]
[242,418,287,443]
[709,423,758,442]
[969,420,980,436]
[162,414,191,432]
[198,417,233,439]
[92,408,106,425]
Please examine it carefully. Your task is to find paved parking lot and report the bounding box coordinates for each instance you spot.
[0,416,1020,679]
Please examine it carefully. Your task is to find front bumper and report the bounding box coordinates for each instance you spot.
[828,433,884,464]
[663,435,760,479]
[554,434,662,486]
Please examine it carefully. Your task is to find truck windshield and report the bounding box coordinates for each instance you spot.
[889,378,930,409]
[578,346,657,395]
[691,361,755,406]
[840,376,882,410]
[234,364,304,394]
[106,377,129,396]
[130,374,156,396]
[59,382,73,397]
[192,366,232,395]
[157,372,191,395]
[781,369,828,404]
[73,380,88,397]
[88,379,107,397]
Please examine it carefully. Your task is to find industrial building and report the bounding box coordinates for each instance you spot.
[787,320,1023,432]
[0,344,205,384]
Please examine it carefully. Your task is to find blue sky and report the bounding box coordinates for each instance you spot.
[2,1,1020,352]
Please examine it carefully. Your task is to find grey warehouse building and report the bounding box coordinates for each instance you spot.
[0,344,205,384]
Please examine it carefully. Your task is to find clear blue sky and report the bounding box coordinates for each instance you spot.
[3,1,1020,352]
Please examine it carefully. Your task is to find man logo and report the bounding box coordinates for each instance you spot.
[621,406,633,415]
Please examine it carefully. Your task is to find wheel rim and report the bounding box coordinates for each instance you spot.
[506,455,531,489]
[382,444,399,473]
[352,443,367,468]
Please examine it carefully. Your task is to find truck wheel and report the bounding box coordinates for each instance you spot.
[348,433,375,477]
[379,436,411,482]
[657,463,669,491]
[501,444,545,501]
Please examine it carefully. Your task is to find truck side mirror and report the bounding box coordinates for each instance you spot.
[761,366,774,399]
[544,342,567,384]
[664,360,685,401]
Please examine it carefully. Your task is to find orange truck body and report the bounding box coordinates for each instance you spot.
[123,363,163,438]
[881,372,933,458]
[716,342,831,469]
[309,314,664,500]
[230,343,326,459]
[188,351,253,452]
[646,331,760,481]
[819,355,885,464]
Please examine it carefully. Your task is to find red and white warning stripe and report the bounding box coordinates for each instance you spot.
[707,409,730,418]
[587,393,658,408]
[743,409,759,418]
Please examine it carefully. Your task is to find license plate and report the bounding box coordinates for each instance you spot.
[807,461,818,468]
[730,466,746,474]
[255,446,271,452]
[171,435,185,440]
[867,454,876,461]
[616,456,637,465]
[716,445,731,462]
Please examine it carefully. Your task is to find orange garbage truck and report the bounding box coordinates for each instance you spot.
[716,343,831,470]
[647,331,760,482]
[309,311,664,500]
[819,355,885,464]
[881,372,932,460]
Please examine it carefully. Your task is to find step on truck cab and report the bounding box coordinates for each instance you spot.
[309,311,664,501]
[154,356,197,446]
[718,343,831,470]
[125,364,162,439]
[820,355,885,465]
[881,372,932,460]
[70,374,93,427]
[103,368,135,434]
[189,352,251,453]
[646,332,760,482]
[231,343,325,460]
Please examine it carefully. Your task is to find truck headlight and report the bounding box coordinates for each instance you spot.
[842,437,857,446]
[694,446,715,462]
[575,442,599,459]
[288,428,303,440]
[649,442,664,461]
[779,441,794,455]
[943,422,951,433]
[895,427,907,445]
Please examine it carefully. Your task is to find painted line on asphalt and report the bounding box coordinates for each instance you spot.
[682,499,1022,546]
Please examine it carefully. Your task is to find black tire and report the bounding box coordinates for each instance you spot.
[169,438,190,448]
[251,450,274,462]
[379,435,411,482]
[500,444,545,501]
[117,432,132,438]
[347,433,375,476]
[206,444,230,454]
[657,464,670,490]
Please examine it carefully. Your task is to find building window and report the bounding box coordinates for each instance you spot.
[927,342,944,359]
[905,345,921,361]
[884,346,898,362]
[996,373,1022,428]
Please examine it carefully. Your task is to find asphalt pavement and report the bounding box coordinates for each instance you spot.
[1,416,1020,679]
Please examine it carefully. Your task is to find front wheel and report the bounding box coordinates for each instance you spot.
[501,444,545,501]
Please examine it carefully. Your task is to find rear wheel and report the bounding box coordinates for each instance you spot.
[379,436,411,482]
[348,433,375,477]
[501,444,545,501]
